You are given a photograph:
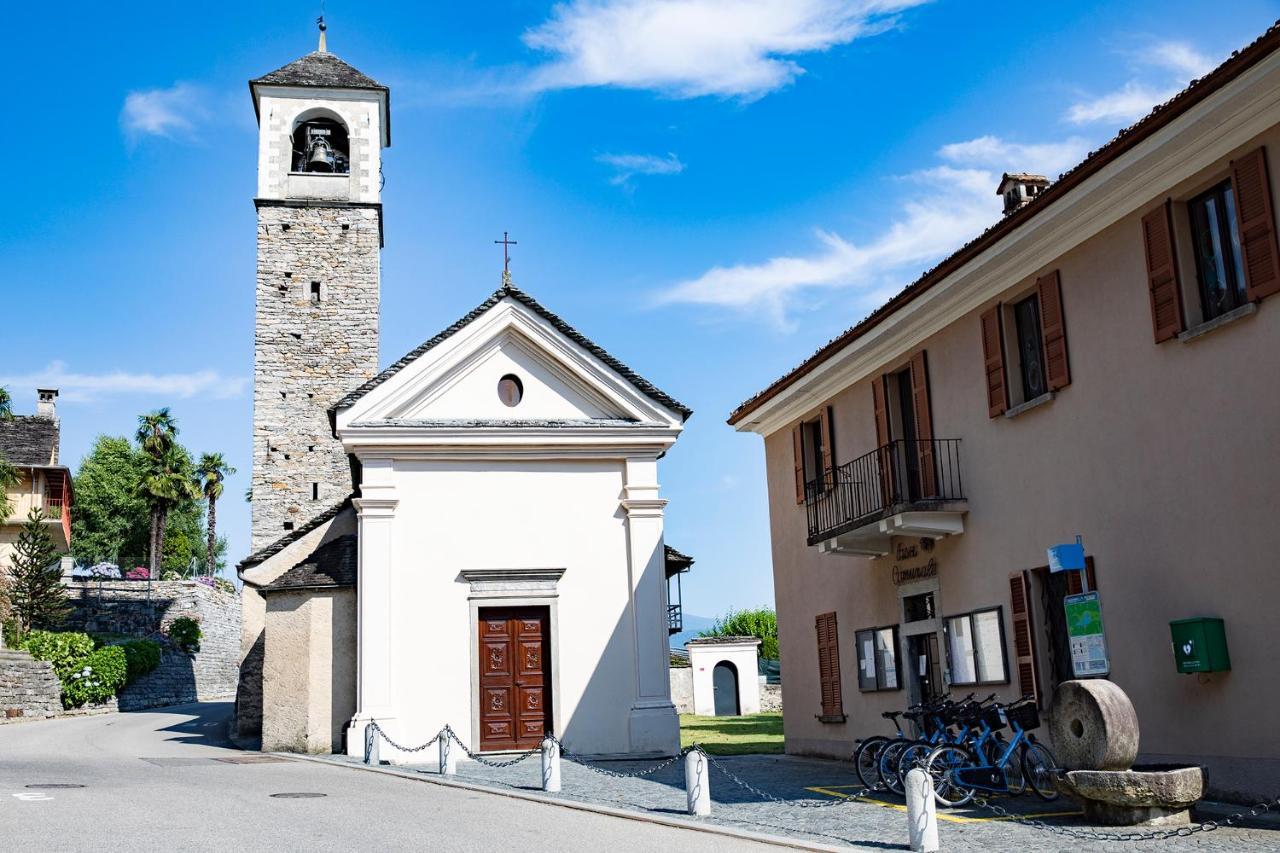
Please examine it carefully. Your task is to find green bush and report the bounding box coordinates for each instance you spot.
[119,639,162,682]
[21,630,96,681]
[167,616,201,653]
[699,608,779,661]
[62,646,127,707]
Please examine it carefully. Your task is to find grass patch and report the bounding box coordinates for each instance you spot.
[680,713,784,756]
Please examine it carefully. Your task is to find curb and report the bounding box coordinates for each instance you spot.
[277,753,853,852]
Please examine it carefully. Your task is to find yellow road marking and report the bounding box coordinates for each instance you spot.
[805,785,1083,824]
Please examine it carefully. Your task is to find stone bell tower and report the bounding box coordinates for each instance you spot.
[248,28,389,551]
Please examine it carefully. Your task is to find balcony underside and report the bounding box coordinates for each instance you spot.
[813,502,967,556]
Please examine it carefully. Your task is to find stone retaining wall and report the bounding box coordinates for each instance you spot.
[670,667,693,714]
[760,683,783,713]
[63,580,241,707]
[0,650,61,722]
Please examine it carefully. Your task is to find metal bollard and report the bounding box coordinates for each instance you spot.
[364,722,380,766]
[438,731,457,776]
[684,750,711,816]
[541,737,561,793]
[905,768,940,853]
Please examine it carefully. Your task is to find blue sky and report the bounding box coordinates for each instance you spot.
[3,1,1276,617]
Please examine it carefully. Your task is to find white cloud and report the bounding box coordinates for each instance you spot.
[1066,40,1219,127]
[656,134,1088,325]
[596,151,685,186]
[522,0,928,99]
[120,83,210,140]
[0,362,247,404]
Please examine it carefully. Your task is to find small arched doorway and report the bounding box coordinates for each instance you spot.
[712,661,740,716]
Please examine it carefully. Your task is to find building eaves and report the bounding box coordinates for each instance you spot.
[728,19,1280,427]
[334,280,693,421]
[238,495,353,571]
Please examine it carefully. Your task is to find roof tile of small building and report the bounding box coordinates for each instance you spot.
[261,534,357,593]
[0,416,58,467]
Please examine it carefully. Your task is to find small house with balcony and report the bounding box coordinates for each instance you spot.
[0,389,73,566]
[730,21,1280,801]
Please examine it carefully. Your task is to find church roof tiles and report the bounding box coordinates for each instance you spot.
[251,50,385,91]
[260,534,358,593]
[334,280,693,421]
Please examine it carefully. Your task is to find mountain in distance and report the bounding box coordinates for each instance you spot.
[669,613,718,651]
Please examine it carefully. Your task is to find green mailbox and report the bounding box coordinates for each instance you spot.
[1170,617,1230,674]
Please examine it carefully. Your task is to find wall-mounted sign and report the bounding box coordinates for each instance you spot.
[893,558,938,586]
[1065,592,1110,677]
[1048,536,1086,573]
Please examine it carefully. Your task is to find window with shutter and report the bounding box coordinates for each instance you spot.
[819,406,836,490]
[1230,146,1280,301]
[979,306,1008,417]
[1141,202,1184,342]
[871,376,894,507]
[815,612,845,722]
[908,352,937,497]
[1036,271,1070,391]
[1065,556,1098,596]
[1008,573,1040,705]
[792,425,804,504]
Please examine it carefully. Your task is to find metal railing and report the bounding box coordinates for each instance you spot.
[667,603,683,634]
[805,439,964,543]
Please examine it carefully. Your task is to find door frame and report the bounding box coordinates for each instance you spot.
[462,568,564,753]
[896,573,944,731]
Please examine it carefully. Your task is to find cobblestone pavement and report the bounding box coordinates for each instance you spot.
[328,750,1280,852]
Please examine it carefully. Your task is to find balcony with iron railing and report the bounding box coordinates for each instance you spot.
[805,438,966,554]
[668,603,683,634]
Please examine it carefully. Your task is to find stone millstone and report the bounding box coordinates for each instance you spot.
[1048,679,1139,771]
[1059,766,1204,826]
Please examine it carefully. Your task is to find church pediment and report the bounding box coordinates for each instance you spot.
[335,284,689,432]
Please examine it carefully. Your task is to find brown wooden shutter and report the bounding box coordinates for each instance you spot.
[909,351,938,497]
[1008,572,1040,705]
[815,612,844,721]
[792,424,805,504]
[1065,556,1098,595]
[1230,146,1280,301]
[871,376,893,506]
[819,406,835,489]
[1141,202,1184,342]
[979,306,1008,417]
[1036,271,1070,391]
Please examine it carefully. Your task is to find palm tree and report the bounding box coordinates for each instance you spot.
[135,409,185,575]
[194,453,235,577]
[0,386,13,421]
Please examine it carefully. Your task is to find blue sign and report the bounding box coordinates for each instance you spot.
[1048,540,1086,573]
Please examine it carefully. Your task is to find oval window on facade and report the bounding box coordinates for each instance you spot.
[498,374,524,407]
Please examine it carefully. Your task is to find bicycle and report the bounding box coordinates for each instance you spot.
[924,696,1060,807]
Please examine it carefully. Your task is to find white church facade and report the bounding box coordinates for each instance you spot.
[236,39,693,759]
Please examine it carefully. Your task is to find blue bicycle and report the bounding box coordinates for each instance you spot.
[924,696,1059,807]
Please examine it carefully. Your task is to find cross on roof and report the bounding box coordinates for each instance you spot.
[494,231,517,275]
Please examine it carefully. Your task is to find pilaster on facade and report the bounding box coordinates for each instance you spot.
[347,468,399,756]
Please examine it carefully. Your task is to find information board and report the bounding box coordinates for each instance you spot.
[1064,592,1110,677]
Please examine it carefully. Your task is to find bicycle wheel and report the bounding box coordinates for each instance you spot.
[998,737,1026,796]
[1021,741,1061,801]
[878,739,911,796]
[853,737,889,791]
[924,744,978,808]
[896,740,934,784]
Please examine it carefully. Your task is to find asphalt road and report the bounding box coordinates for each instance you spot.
[0,702,780,853]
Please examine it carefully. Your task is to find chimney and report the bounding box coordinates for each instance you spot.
[998,173,1050,216]
[36,388,58,419]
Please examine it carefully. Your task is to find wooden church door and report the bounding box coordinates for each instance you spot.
[479,607,552,752]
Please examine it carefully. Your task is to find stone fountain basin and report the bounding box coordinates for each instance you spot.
[1060,764,1205,826]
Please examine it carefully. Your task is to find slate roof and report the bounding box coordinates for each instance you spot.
[334,278,693,421]
[252,51,385,90]
[0,416,59,466]
[238,495,353,571]
[665,544,695,574]
[729,19,1280,426]
[260,534,357,593]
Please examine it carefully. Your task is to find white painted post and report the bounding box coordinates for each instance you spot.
[438,732,457,776]
[364,722,380,766]
[905,768,940,853]
[684,751,711,816]
[541,738,561,793]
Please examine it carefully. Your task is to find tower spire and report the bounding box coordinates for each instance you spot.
[317,13,328,53]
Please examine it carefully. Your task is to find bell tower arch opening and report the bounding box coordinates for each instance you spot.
[292,112,350,174]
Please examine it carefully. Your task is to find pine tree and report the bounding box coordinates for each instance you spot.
[5,509,69,633]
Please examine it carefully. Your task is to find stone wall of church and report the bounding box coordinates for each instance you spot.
[251,204,380,552]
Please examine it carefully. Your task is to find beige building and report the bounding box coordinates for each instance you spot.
[0,389,72,571]
[731,24,1280,801]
